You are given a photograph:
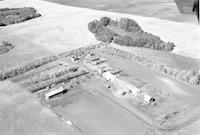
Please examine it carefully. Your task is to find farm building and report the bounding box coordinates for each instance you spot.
[103,71,117,82]
[89,57,107,65]
[96,66,111,74]
[143,94,156,105]
[45,86,68,101]
[70,56,80,62]
[89,56,100,62]
[114,78,142,97]
[59,61,68,67]
[100,66,112,73]
[87,52,95,57]
[110,69,121,75]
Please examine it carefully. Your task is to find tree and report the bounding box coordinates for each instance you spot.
[88,20,101,33]
[99,17,111,26]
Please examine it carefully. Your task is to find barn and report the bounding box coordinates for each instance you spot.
[103,71,117,82]
[45,86,68,101]
[114,78,142,96]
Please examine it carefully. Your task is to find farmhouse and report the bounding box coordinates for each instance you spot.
[45,86,68,101]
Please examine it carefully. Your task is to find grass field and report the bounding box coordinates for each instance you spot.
[111,44,200,71]
[51,87,154,135]
[44,0,197,24]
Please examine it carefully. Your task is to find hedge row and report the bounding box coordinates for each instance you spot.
[0,44,99,81]
[101,45,200,86]
[20,66,79,87]
[26,70,88,93]
[0,55,59,80]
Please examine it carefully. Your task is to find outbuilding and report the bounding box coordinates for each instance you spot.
[45,86,68,101]
[70,56,79,62]
[114,78,142,96]
[87,52,95,57]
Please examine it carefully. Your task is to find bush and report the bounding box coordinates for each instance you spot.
[2,41,12,46]
[0,41,14,54]
[0,7,41,26]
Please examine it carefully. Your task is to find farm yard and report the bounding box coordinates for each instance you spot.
[0,43,199,135]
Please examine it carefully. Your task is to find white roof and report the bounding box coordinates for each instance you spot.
[45,86,64,97]
[144,94,152,102]
[103,71,116,81]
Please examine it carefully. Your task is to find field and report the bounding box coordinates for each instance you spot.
[0,81,76,135]
[44,0,197,24]
[0,7,41,26]
[51,87,153,135]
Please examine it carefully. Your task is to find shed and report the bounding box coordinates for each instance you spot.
[89,57,100,62]
[45,86,68,101]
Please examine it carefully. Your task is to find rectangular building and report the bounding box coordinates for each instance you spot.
[45,86,68,101]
